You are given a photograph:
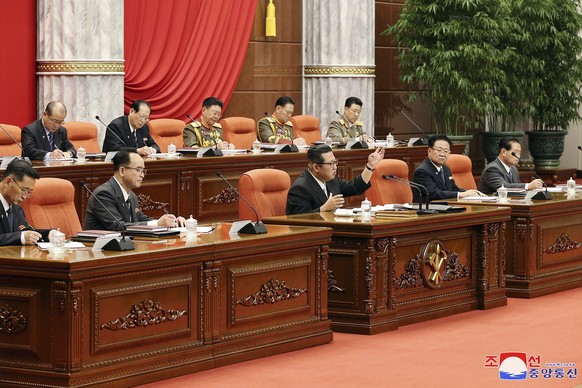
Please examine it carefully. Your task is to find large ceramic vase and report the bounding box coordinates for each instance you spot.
[527,130,567,170]
[481,131,525,163]
[448,134,473,156]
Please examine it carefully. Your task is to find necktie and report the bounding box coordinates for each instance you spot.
[6,207,13,232]
[439,168,446,186]
[508,170,513,182]
[48,133,54,150]
[133,131,138,147]
[126,199,133,222]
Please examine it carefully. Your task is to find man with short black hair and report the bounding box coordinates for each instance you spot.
[327,97,373,145]
[183,97,234,149]
[257,96,306,145]
[286,145,385,214]
[102,100,160,155]
[21,101,77,160]
[413,134,484,201]
[0,159,58,245]
[84,150,184,231]
[479,137,544,195]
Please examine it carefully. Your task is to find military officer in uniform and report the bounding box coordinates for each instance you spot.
[327,97,374,145]
[257,96,307,145]
[183,97,234,149]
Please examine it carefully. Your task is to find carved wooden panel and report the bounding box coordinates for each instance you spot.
[0,287,40,357]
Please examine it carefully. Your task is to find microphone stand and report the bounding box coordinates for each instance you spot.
[216,171,267,234]
[0,124,31,164]
[96,115,129,149]
[511,152,552,200]
[187,114,223,156]
[382,175,439,214]
[335,110,368,150]
[397,108,428,146]
[265,112,298,153]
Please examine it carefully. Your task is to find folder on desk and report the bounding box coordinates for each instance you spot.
[427,204,466,213]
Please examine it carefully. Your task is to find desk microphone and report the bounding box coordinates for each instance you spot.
[383,174,438,214]
[0,124,23,150]
[510,152,552,200]
[95,115,128,150]
[186,114,196,124]
[265,112,298,153]
[187,115,222,157]
[0,124,31,164]
[397,108,428,146]
[578,145,582,151]
[336,110,368,150]
[215,171,267,234]
[79,181,135,250]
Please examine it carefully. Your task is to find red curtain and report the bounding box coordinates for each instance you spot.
[124,0,257,120]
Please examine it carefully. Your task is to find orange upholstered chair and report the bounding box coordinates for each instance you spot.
[63,121,101,153]
[448,154,477,190]
[21,178,82,238]
[220,117,257,149]
[0,123,22,156]
[290,115,322,145]
[238,169,291,221]
[147,118,185,152]
[365,159,413,205]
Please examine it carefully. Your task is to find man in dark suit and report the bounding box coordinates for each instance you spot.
[84,150,183,231]
[102,100,160,156]
[286,144,385,215]
[0,159,57,245]
[21,101,77,160]
[479,137,544,195]
[413,134,484,202]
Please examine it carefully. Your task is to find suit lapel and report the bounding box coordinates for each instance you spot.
[305,172,328,206]
[110,178,132,222]
[0,206,10,233]
[122,117,136,147]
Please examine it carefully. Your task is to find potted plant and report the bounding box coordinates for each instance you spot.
[517,0,582,170]
[384,0,510,155]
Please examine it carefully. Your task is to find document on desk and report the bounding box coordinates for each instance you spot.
[463,196,498,201]
[36,242,86,249]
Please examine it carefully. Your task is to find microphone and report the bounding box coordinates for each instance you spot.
[578,146,582,151]
[186,114,196,123]
[510,152,552,200]
[186,114,222,156]
[79,181,135,250]
[0,124,23,150]
[265,112,298,153]
[397,108,428,146]
[95,115,128,148]
[382,175,438,214]
[336,110,368,150]
[215,171,267,234]
[0,124,31,165]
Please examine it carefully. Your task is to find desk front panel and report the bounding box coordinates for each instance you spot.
[0,224,332,387]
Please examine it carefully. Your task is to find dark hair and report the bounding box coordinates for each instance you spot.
[3,159,39,180]
[45,101,67,116]
[428,134,452,148]
[202,97,223,109]
[275,96,295,108]
[130,100,152,114]
[112,150,139,172]
[344,97,363,109]
[307,145,333,164]
[498,137,520,152]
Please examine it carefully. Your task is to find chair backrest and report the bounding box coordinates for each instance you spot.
[220,117,257,149]
[365,159,412,205]
[238,169,291,221]
[21,178,82,238]
[290,115,322,145]
[63,121,101,153]
[147,118,185,152]
[0,123,22,156]
[448,154,477,190]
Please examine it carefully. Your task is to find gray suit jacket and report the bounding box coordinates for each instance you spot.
[478,158,525,195]
[83,177,153,231]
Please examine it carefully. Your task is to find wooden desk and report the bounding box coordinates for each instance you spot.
[0,224,332,387]
[455,192,582,298]
[264,206,510,334]
[16,145,462,225]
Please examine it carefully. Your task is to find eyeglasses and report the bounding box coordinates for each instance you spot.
[136,113,150,123]
[11,178,33,197]
[430,148,451,155]
[320,159,339,167]
[123,166,147,175]
[46,113,65,126]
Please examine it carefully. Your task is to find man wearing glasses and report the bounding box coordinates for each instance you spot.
[0,159,59,245]
[286,144,385,214]
[183,97,234,149]
[21,101,77,160]
[327,97,374,145]
[84,150,184,231]
[102,100,160,155]
[257,96,306,145]
[413,134,485,201]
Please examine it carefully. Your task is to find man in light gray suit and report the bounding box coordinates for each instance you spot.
[478,137,544,195]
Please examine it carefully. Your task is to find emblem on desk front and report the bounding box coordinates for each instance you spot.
[420,240,447,289]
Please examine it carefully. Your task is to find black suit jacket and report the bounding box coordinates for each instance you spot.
[21,119,76,160]
[102,115,160,153]
[0,204,51,246]
[83,177,154,231]
[413,158,464,202]
[286,169,371,215]
[478,158,524,195]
